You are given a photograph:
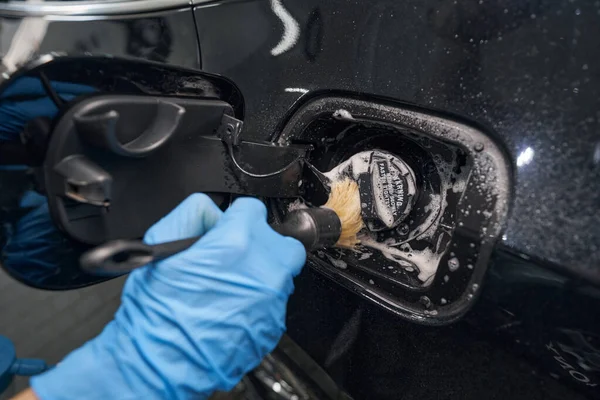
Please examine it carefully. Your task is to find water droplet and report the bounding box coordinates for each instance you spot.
[397,224,410,235]
[420,296,432,308]
[441,298,448,305]
[583,64,589,70]
[444,275,450,283]
[470,243,476,248]
[369,279,375,285]
[467,294,474,300]
[575,8,581,15]
[573,87,579,94]
[474,142,484,152]
[530,13,536,19]
[448,257,460,272]
[472,283,479,292]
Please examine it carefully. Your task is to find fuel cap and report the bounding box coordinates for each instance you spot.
[324,150,418,231]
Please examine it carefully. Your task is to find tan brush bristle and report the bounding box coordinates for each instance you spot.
[323,179,364,248]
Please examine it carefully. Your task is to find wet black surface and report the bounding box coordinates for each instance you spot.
[194,1,600,398]
[0,8,200,69]
[194,0,600,282]
[287,267,590,400]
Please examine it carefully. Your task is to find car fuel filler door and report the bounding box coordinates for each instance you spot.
[0,55,311,288]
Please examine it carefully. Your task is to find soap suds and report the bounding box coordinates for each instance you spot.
[326,254,347,269]
[278,96,511,260]
[448,257,460,272]
[358,235,441,285]
[287,199,308,212]
[323,151,372,182]
[332,109,355,121]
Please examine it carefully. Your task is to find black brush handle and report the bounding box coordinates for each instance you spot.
[272,208,341,250]
[80,236,200,276]
[80,209,341,276]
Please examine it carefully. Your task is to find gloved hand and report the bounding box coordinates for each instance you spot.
[30,194,307,400]
[1,76,96,141]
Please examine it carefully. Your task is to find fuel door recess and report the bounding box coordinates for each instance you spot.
[270,94,512,325]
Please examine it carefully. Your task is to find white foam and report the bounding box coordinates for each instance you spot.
[323,150,373,182]
[418,193,444,240]
[448,257,460,272]
[333,109,355,121]
[326,254,347,269]
[287,199,308,211]
[358,235,441,285]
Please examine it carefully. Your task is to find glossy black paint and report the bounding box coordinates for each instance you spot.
[287,262,598,400]
[194,0,600,284]
[0,8,200,69]
[192,0,599,399]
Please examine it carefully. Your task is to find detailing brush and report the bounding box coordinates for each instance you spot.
[323,179,363,248]
[273,178,363,249]
[80,179,364,276]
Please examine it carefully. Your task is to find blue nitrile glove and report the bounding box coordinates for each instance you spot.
[2,191,72,284]
[30,194,307,400]
[0,76,96,141]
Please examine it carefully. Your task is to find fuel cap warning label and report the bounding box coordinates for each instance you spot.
[356,151,417,231]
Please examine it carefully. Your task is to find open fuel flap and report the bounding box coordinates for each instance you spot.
[10,55,309,246]
[270,94,512,325]
[0,54,310,289]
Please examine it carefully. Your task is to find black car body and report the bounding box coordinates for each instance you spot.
[1,1,599,399]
